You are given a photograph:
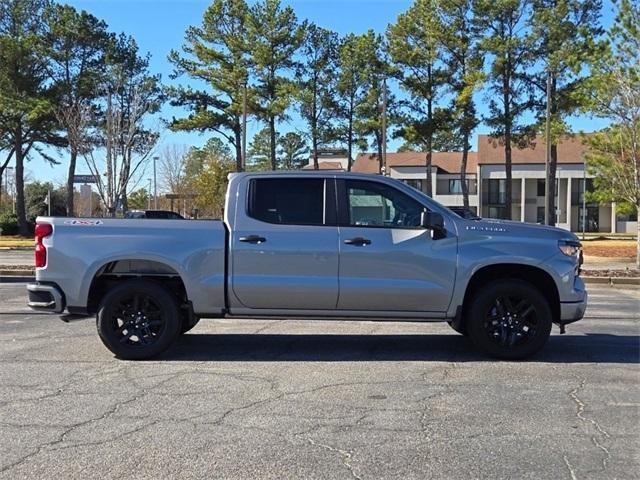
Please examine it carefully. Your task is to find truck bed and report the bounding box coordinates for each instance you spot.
[33,217,227,316]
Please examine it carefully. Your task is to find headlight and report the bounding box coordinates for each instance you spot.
[558,239,581,256]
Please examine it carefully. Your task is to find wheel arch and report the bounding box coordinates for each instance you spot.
[86,259,189,314]
[461,263,560,324]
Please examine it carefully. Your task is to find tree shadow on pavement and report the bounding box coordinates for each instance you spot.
[160,332,640,363]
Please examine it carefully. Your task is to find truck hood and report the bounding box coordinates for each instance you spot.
[460,217,579,242]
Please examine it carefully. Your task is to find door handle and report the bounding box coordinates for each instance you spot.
[239,235,267,244]
[344,237,371,246]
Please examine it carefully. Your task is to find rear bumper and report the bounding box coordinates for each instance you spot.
[27,283,65,313]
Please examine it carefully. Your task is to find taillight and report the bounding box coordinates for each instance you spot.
[34,223,53,268]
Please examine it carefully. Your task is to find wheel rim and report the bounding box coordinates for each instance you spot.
[110,293,165,347]
[483,295,538,347]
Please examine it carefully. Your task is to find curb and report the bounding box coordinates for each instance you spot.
[0,247,33,251]
[583,276,640,287]
[0,275,35,283]
[0,270,34,276]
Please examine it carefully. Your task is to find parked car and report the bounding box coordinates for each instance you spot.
[27,172,586,360]
[124,210,184,220]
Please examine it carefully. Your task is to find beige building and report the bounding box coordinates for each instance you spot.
[306,135,637,234]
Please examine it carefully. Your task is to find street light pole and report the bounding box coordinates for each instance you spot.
[381,76,388,176]
[544,70,552,226]
[148,178,152,209]
[153,156,158,210]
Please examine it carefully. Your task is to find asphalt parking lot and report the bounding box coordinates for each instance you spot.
[0,283,638,480]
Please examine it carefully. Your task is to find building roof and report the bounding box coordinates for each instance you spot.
[353,151,478,174]
[477,134,589,164]
[302,161,345,170]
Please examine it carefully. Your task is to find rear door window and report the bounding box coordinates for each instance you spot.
[248,178,326,226]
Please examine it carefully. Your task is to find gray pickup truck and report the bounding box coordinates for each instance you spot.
[27,172,587,360]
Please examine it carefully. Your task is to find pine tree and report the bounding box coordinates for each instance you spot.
[297,24,338,170]
[168,0,250,172]
[529,0,604,225]
[247,0,304,170]
[43,3,111,216]
[0,0,64,234]
[439,0,484,209]
[387,0,447,196]
[475,0,535,219]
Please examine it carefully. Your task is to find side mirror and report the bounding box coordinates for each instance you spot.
[421,211,444,231]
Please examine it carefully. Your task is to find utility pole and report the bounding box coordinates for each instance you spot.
[153,156,158,210]
[147,178,152,209]
[242,80,248,172]
[544,70,552,225]
[582,160,586,240]
[381,76,388,176]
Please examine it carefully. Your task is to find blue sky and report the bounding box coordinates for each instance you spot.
[27,0,614,183]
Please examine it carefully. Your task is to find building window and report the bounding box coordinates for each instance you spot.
[537,206,545,223]
[578,206,600,232]
[537,179,545,197]
[488,206,507,219]
[404,179,426,193]
[486,179,506,205]
[449,179,463,194]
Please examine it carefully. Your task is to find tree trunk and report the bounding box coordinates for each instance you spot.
[347,98,354,172]
[269,115,277,171]
[121,185,128,213]
[504,73,513,220]
[547,143,557,226]
[505,134,512,220]
[376,131,383,175]
[234,124,243,172]
[66,147,77,217]
[426,96,433,197]
[636,203,639,268]
[461,130,470,209]
[313,136,319,170]
[15,139,28,236]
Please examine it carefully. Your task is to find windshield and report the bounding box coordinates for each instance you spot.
[403,182,481,220]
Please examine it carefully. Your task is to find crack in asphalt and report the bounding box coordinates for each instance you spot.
[568,379,612,473]
[306,438,362,480]
[563,455,579,480]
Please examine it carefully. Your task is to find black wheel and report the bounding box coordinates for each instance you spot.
[447,320,467,336]
[466,280,552,359]
[96,279,181,360]
[180,315,200,334]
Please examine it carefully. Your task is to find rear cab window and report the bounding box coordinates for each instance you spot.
[247,178,335,226]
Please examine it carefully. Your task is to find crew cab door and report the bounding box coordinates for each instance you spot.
[336,179,457,313]
[230,176,339,310]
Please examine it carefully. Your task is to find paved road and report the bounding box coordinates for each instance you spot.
[0,249,31,267]
[0,283,638,479]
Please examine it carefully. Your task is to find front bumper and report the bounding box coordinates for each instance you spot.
[559,277,588,324]
[27,283,65,313]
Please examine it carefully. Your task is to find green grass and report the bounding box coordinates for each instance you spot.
[0,236,33,248]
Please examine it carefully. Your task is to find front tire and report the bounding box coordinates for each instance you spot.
[97,279,181,360]
[466,280,552,360]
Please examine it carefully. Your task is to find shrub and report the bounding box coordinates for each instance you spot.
[0,213,19,236]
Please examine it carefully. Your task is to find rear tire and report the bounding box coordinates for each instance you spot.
[466,279,552,360]
[97,279,181,360]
